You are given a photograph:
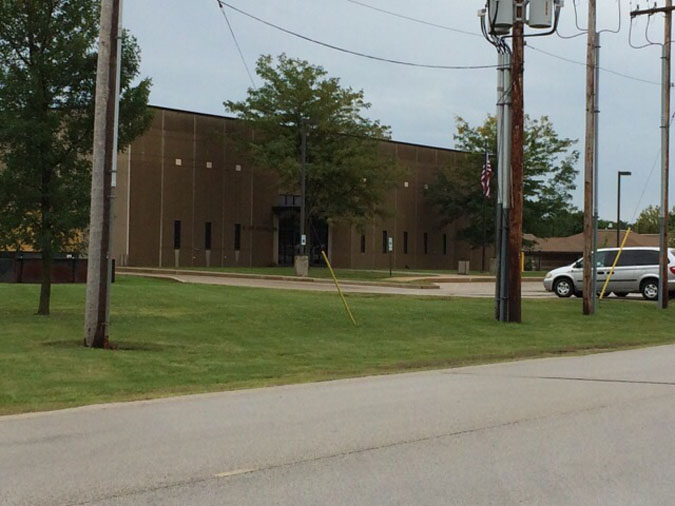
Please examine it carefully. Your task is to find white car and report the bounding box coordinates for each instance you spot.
[543,247,675,300]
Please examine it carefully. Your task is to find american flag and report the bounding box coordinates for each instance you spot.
[480,153,492,198]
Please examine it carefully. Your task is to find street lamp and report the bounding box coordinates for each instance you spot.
[617,171,632,246]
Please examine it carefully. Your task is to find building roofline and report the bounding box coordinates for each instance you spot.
[148,104,465,155]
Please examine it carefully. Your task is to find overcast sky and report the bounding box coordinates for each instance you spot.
[124,0,671,222]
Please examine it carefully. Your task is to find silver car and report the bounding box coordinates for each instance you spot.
[543,247,675,300]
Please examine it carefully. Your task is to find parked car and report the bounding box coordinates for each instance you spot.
[543,247,675,300]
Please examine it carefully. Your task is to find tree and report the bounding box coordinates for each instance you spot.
[633,205,675,234]
[225,54,402,255]
[634,205,675,246]
[0,0,152,315]
[429,115,580,244]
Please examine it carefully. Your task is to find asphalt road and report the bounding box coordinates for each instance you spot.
[2,345,675,505]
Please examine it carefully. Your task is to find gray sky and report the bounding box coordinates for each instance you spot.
[124,0,671,222]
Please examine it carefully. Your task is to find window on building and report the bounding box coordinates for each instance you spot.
[173,220,181,250]
[234,224,241,251]
[443,234,447,255]
[382,231,388,254]
[403,231,408,254]
[424,232,428,254]
[205,222,212,251]
[360,234,366,253]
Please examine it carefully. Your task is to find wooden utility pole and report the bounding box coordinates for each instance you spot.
[631,2,673,309]
[583,0,597,315]
[84,0,122,348]
[508,10,524,323]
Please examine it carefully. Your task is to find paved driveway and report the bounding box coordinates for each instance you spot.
[2,345,675,505]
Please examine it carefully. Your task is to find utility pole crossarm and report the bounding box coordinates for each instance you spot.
[631,6,675,17]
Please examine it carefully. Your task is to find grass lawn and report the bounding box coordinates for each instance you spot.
[2,276,673,415]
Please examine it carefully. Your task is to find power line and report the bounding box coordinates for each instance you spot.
[528,44,662,86]
[216,1,256,88]
[345,0,662,87]
[345,0,482,38]
[216,1,497,70]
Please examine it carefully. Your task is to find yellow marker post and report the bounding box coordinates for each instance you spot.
[599,227,632,300]
[321,250,357,327]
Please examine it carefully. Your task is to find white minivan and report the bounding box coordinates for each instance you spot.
[543,247,675,300]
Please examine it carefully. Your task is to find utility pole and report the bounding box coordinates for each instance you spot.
[583,0,597,315]
[84,0,122,348]
[508,7,524,323]
[631,1,673,309]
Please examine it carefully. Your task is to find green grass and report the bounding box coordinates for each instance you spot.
[1,276,673,415]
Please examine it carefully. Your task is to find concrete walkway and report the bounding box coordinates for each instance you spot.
[3,345,675,505]
[119,268,553,298]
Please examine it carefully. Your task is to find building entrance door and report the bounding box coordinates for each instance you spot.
[276,209,329,267]
[277,210,299,267]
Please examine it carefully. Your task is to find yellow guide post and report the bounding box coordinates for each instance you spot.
[599,227,632,300]
[321,250,357,327]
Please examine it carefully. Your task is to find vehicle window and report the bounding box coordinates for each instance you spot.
[638,250,659,265]
[602,251,618,267]
[617,250,640,267]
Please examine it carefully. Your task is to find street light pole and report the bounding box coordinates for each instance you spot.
[300,119,307,256]
[616,171,632,247]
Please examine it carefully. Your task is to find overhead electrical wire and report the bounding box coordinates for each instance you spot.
[345,0,482,38]
[215,0,497,70]
[527,44,661,86]
[344,0,661,87]
[216,1,256,88]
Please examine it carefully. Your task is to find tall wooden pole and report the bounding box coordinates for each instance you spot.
[582,0,597,315]
[508,12,524,323]
[84,0,121,348]
[660,0,671,309]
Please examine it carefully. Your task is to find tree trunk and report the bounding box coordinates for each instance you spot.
[37,250,52,316]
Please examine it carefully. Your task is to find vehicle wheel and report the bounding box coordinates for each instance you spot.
[553,278,574,298]
[613,292,628,298]
[640,279,659,301]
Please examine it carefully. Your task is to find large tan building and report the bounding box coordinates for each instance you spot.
[112,107,491,271]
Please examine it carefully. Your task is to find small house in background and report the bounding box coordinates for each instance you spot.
[523,230,659,271]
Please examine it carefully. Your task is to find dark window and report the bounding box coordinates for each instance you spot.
[424,232,428,254]
[382,231,388,254]
[173,220,181,250]
[403,232,408,254]
[205,222,212,250]
[234,224,241,251]
[360,234,366,253]
[618,249,659,266]
[602,250,618,267]
[443,234,447,255]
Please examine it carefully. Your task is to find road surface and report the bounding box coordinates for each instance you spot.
[2,345,675,505]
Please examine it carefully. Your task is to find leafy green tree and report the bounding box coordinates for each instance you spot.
[0,0,152,315]
[633,205,675,245]
[429,115,580,244]
[633,205,675,234]
[225,54,402,255]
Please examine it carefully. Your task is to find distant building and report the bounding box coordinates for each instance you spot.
[111,107,494,271]
[524,230,659,271]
